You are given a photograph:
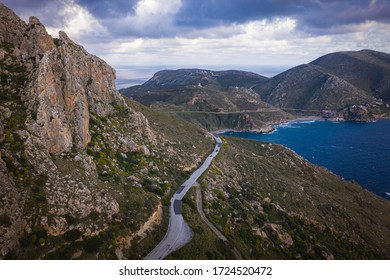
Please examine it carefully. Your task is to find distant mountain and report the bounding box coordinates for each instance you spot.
[120,69,269,111]
[124,69,267,91]
[253,63,373,110]
[120,69,286,131]
[253,50,390,120]
[310,50,390,102]
[121,50,390,125]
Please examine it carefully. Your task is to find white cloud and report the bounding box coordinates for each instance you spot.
[112,0,182,37]
[135,0,181,18]
[46,0,107,41]
[32,1,390,80]
[244,18,297,40]
[97,16,390,78]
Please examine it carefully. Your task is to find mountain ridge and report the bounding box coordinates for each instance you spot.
[309,49,390,102]
[120,68,289,132]
[141,68,268,89]
[121,49,390,125]
[253,49,390,121]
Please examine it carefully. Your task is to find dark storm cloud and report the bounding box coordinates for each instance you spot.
[174,0,313,27]
[175,0,390,33]
[301,0,390,31]
[2,0,66,26]
[75,0,138,18]
[2,0,390,38]
[2,0,52,10]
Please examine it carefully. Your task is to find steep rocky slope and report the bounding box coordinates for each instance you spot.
[0,4,213,259]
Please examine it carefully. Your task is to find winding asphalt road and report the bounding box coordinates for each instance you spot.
[145,134,222,260]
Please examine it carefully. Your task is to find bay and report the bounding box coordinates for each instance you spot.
[222,119,390,200]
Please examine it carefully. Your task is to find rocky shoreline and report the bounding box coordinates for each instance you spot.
[215,108,390,135]
[214,115,324,135]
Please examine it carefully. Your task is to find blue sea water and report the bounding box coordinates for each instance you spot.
[222,119,390,200]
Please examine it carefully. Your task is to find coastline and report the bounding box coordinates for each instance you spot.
[218,117,390,200]
[214,113,390,135]
[214,115,324,135]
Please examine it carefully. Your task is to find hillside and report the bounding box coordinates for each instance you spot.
[253,50,390,121]
[175,137,390,259]
[120,69,269,112]
[310,50,390,102]
[254,64,373,110]
[0,3,213,259]
[120,69,291,131]
[122,69,268,92]
[121,50,390,126]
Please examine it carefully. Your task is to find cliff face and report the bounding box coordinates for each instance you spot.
[24,30,126,154]
[1,2,129,256]
[0,4,212,259]
[1,3,152,155]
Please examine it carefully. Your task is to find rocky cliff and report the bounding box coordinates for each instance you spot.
[24,29,139,154]
[0,4,212,259]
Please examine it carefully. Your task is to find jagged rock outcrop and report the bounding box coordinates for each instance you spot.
[1,4,213,259]
[24,30,125,154]
[0,4,55,69]
[23,28,157,154]
[0,156,26,257]
[0,3,158,258]
[1,3,154,155]
[0,4,26,48]
[322,104,376,122]
[21,16,56,62]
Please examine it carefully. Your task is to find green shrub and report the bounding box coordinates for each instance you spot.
[82,236,100,253]
[0,214,11,227]
[88,211,100,221]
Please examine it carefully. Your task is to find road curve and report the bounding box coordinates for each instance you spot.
[145,133,222,260]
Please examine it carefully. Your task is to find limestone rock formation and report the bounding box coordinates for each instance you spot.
[0,4,26,48]
[1,3,212,259]
[0,3,158,258]
[24,30,123,154]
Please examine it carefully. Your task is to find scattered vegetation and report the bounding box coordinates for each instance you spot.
[167,188,236,260]
[197,136,390,259]
[0,41,51,222]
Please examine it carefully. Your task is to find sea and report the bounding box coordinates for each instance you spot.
[222,119,390,200]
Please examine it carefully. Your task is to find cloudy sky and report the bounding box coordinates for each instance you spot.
[3,0,390,84]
